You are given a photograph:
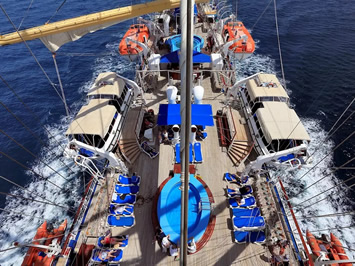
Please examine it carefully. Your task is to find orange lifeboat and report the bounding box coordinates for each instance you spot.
[330,233,352,266]
[119,24,149,60]
[222,21,255,60]
[21,220,67,266]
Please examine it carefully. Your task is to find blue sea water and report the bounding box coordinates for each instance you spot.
[0,0,354,264]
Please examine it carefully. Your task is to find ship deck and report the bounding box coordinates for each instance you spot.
[58,20,297,266]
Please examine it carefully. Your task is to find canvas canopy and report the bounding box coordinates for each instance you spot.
[66,99,117,138]
[256,102,310,143]
[157,104,214,126]
[88,72,126,97]
[246,73,289,101]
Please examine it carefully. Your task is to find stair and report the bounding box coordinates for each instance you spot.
[119,138,141,164]
[227,140,252,166]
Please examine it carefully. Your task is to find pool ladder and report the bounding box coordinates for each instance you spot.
[198,197,212,212]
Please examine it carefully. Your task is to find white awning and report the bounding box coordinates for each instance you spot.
[256,102,310,142]
[247,73,289,101]
[66,99,117,138]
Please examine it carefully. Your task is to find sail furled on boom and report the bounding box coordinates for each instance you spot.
[0,0,208,52]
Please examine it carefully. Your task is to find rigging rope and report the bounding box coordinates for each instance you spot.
[0,191,75,213]
[46,0,67,24]
[251,0,273,31]
[0,5,68,111]
[0,99,76,175]
[0,129,69,182]
[289,157,355,199]
[18,0,35,30]
[273,0,287,90]
[0,206,43,220]
[297,130,355,181]
[0,175,60,206]
[0,150,65,191]
[294,176,355,208]
[327,97,355,136]
[0,74,76,174]
[295,211,355,219]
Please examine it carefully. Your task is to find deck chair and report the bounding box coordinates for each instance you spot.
[97,236,129,248]
[175,143,193,163]
[112,193,136,204]
[175,143,181,163]
[107,215,135,227]
[117,175,140,186]
[224,173,248,185]
[232,207,260,217]
[115,185,139,194]
[194,142,203,163]
[234,230,266,244]
[109,204,134,216]
[91,249,123,263]
[233,216,265,230]
[229,196,256,209]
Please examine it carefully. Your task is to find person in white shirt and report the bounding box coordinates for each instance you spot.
[161,234,172,253]
[169,244,179,261]
[187,237,196,254]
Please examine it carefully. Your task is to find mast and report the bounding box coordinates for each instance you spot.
[179,0,194,263]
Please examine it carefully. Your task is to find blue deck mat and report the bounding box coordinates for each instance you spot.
[194,142,203,163]
[118,175,140,185]
[232,207,260,217]
[234,231,266,243]
[107,215,135,227]
[229,196,256,208]
[233,216,265,229]
[112,194,136,204]
[109,204,134,215]
[115,185,139,194]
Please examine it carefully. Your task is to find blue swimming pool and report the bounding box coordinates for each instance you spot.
[157,174,211,244]
[166,35,205,52]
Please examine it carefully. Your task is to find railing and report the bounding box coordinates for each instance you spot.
[74,155,104,181]
[61,176,98,261]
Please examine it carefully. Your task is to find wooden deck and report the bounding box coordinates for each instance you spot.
[55,19,301,266]
[101,85,271,265]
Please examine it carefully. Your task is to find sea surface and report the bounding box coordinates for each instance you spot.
[0,0,354,264]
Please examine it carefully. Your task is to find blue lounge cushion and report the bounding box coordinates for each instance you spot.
[189,143,193,163]
[232,207,260,217]
[118,175,140,185]
[233,216,265,230]
[112,193,136,204]
[115,185,139,194]
[175,143,181,163]
[91,249,123,262]
[224,173,249,184]
[109,204,134,215]
[234,231,266,243]
[194,142,203,163]
[107,215,135,227]
[229,196,256,208]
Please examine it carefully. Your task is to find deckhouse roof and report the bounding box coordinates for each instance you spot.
[87,72,126,97]
[256,102,310,143]
[66,99,116,138]
[246,73,289,100]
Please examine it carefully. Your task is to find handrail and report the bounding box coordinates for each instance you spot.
[238,141,255,166]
